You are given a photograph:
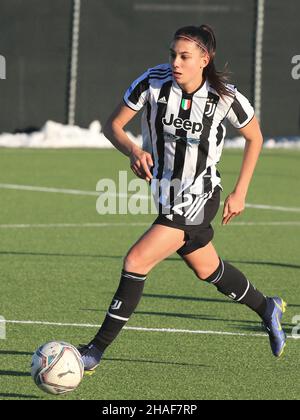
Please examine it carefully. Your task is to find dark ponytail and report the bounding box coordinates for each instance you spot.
[174,24,232,98]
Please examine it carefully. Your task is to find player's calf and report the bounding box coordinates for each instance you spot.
[79,269,147,373]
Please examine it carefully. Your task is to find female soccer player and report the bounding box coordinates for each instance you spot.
[79,25,287,372]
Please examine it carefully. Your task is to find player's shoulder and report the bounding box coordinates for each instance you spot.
[206,83,236,106]
[211,83,250,108]
[206,82,236,96]
[225,83,252,100]
[147,63,172,82]
[225,83,237,94]
[148,63,172,74]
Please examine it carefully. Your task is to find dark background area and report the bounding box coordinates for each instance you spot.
[0,0,299,138]
[0,0,72,133]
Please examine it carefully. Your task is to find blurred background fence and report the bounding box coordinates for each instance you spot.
[0,0,299,139]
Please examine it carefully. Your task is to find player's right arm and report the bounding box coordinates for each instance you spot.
[103,102,153,182]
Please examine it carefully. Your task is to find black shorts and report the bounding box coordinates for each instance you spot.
[152,186,221,257]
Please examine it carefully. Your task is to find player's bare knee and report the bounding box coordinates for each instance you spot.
[123,253,138,273]
[193,265,218,281]
[123,252,148,274]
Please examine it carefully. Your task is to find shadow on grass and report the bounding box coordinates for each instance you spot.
[81,307,293,333]
[102,357,208,368]
[234,322,294,333]
[0,370,31,377]
[0,251,299,271]
[81,294,230,309]
[143,293,229,304]
[142,293,300,309]
[0,392,41,399]
[133,311,294,331]
[228,259,300,271]
[0,371,39,399]
[0,350,33,356]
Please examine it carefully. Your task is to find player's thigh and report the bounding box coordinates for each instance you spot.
[180,241,220,280]
[124,224,186,273]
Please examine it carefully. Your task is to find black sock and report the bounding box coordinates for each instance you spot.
[91,270,147,352]
[205,258,267,318]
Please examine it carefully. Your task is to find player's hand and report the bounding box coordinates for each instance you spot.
[222,191,246,225]
[129,148,153,182]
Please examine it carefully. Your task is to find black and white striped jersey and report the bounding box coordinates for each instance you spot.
[124,63,255,225]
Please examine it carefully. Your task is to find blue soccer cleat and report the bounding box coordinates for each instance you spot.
[262,297,287,358]
[77,344,103,375]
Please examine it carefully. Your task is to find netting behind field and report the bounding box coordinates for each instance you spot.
[0,0,299,140]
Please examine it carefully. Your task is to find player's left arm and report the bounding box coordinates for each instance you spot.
[222,116,263,225]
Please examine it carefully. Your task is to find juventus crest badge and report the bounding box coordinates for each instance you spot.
[205,100,217,118]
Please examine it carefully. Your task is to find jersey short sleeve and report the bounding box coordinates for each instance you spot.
[123,70,150,112]
[226,89,255,129]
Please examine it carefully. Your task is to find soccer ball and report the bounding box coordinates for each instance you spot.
[31,341,84,395]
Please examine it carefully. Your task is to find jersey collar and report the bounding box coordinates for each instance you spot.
[172,78,210,98]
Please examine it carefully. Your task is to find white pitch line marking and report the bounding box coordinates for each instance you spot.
[0,223,150,229]
[5,319,294,339]
[0,183,300,212]
[0,222,300,229]
[222,221,300,226]
[0,183,99,197]
[244,204,300,213]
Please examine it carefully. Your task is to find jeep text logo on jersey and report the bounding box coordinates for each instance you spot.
[163,114,203,134]
[0,55,6,80]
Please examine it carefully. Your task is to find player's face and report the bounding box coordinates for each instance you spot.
[169,39,209,90]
